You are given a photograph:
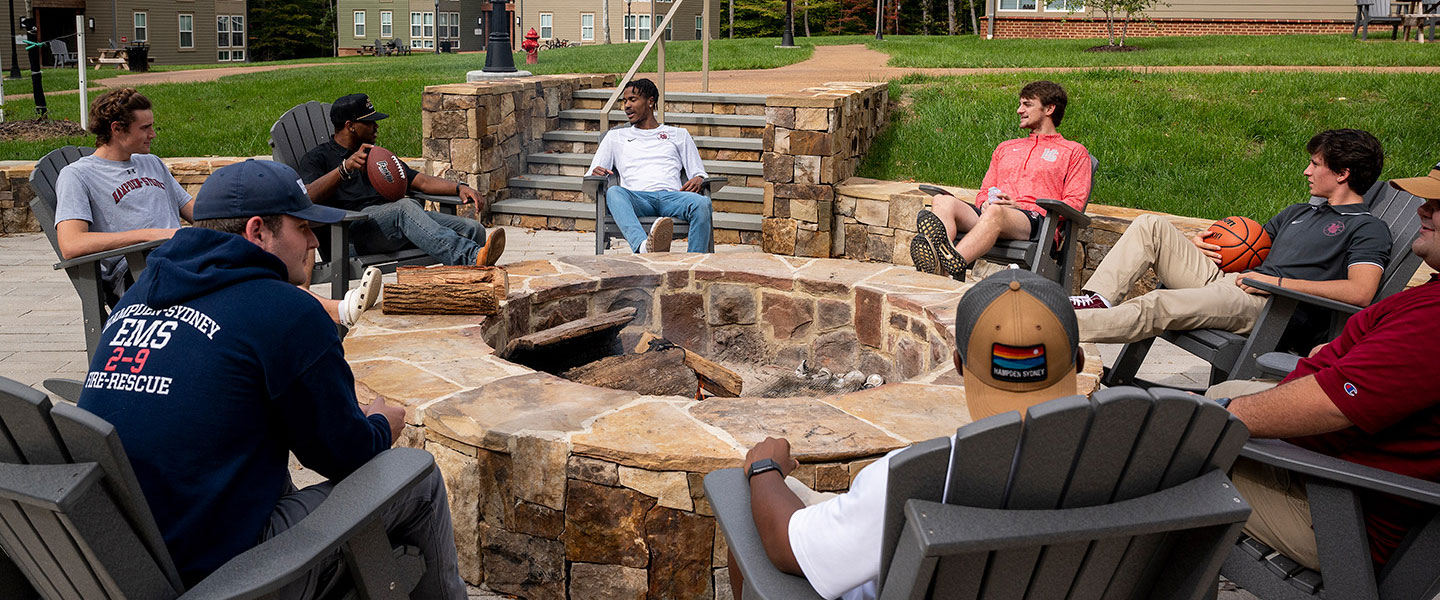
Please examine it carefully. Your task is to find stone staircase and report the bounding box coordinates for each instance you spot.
[489,88,770,245]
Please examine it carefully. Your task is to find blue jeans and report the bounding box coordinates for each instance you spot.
[351,199,486,266]
[606,187,713,253]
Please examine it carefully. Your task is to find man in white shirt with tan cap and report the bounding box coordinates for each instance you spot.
[731,268,1084,600]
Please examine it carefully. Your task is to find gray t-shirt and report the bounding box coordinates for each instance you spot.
[54,153,193,290]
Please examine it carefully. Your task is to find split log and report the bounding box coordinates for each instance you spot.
[503,307,637,357]
[562,347,698,397]
[634,331,744,397]
[382,265,508,315]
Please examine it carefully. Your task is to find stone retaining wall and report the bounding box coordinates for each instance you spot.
[760,82,892,258]
[979,16,1355,39]
[420,74,616,229]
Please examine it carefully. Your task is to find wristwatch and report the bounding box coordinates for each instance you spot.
[747,458,782,480]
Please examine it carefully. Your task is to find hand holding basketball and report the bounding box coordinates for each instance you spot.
[1206,216,1273,273]
[365,145,409,202]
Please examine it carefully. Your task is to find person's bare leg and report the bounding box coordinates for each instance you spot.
[929,194,979,243]
[953,205,1032,264]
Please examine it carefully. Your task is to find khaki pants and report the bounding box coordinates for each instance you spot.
[1078,214,1269,344]
[1207,379,1322,571]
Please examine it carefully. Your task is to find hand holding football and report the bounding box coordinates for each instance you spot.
[365,146,408,202]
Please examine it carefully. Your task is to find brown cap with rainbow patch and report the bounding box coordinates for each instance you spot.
[1391,162,1440,200]
[955,268,1081,421]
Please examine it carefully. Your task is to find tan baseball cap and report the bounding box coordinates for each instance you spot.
[1391,162,1440,200]
[955,269,1081,421]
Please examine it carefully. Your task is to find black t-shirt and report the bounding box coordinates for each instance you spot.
[1255,198,1392,281]
[297,139,417,212]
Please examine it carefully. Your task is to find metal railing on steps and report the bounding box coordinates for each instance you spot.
[598,0,713,133]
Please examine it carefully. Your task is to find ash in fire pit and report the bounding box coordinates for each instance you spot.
[752,360,885,398]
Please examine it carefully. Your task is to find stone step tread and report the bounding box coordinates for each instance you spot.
[559,109,765,128]
[490,198,762,231]
[572,88,770,105]
[543,130,765,151]
[508,174,763,203]
[528,152,762,175]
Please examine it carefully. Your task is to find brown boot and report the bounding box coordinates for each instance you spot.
[475,227,506,266]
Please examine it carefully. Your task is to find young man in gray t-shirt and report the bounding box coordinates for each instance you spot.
[54,89,379,328]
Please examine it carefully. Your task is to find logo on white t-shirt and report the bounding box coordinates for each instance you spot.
[659,133,668,140]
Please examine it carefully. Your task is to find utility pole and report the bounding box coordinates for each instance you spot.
[780,0,795,46]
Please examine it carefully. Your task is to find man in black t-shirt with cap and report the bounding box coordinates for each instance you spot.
[299,93,505,266]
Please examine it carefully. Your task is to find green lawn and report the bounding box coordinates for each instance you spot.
[859,71,1440,220]
[866,34,1440,68]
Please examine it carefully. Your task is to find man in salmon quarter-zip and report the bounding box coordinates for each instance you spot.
[910,80,1092,281]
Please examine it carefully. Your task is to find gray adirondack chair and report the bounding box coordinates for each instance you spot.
[28,145,167,359]
[1220,438,1440,600]
[47,39,78,67]
[1103,180,1425,389]
[0,375,432,600]
[584,127,726,254]
[917,154,1098,290]
[270,100,466,299]
[705,386,1253,600]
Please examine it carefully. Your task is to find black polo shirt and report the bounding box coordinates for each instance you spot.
[1255,197,1391,281]
[297,139,417,212]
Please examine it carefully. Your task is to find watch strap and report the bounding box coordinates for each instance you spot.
[747,458,782,480]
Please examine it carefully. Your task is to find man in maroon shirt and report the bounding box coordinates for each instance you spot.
[1208,161,1440,571]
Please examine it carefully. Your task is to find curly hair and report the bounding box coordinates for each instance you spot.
[624,78,659,103]
[1020,80,1068,127]
[88,88,152,146]
[1307,129,1385,195]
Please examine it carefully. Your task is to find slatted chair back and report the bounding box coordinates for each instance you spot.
[875,387,1250,599]
[28,146,95,259]
[1364,183,1424,302]
[269,101,335,171]
[0,377,184,599]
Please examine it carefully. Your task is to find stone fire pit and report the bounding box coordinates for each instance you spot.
[343,253,1100,600]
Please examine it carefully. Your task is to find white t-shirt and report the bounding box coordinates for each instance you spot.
[788,436,958,600]
[587,124,708,192]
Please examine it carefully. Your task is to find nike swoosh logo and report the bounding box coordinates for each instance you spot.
[1291,219,1305,224]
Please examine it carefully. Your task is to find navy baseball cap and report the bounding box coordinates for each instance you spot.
[194,159,348,223]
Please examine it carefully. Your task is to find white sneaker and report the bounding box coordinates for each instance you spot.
[644,217,674,253]
[340,267,383,327]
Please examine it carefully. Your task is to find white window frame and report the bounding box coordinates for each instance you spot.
[381,11,392,37]
[665,18,672,40]
[1045,0,1081,11]
[423,12,434,39]
[447,12,460,38]
[353,10,366,37]
[581,13,594,41]
[411,11,423,39]
[639,15,650,40]
[539,12,553,39]
[216,15,244,61]
[695,15,703,39]
[133,12,147,42]
[999,0,1038,10]
[230,16,244,52]
[624,14,635,41]
[178,14,193,49]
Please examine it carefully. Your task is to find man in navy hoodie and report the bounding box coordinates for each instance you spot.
[77,159,465,599]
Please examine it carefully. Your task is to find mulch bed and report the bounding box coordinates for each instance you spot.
[1085,45,1145,53]
[0,118,88,142]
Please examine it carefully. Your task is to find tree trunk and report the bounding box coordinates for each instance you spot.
[602,0,611,43]
[948,0,956,34]
[1105,8,1116,45]
[969,0,979,34]
[1120,10,1130,46]
[728,0,734,38]
[804,2,811,36]
[922,0,929,34]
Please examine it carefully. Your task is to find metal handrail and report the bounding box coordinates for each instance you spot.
[598,0,710,133]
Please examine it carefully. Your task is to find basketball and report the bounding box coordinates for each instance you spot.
[1206,216,1272,273]
[365,146,408,201]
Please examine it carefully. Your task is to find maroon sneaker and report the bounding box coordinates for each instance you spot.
[1069,292,1110,311]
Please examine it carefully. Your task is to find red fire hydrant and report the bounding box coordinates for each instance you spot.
[522,28,540,64]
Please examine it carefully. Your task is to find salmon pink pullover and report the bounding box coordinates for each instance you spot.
[976,133,1091,217]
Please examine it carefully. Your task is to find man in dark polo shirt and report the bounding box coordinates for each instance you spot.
[1069,129,1391,343]
[298,93,505,266]
[1207,161,1440,572]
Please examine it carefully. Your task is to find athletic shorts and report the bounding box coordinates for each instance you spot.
[969,203,1043,240]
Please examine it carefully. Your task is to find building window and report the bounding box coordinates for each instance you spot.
[424,12,434,39]
[354,11,365,37]
[695,15,703,39]
[539,13,552,39]
[624,15,634,41]
[381,11,392,37]
[999,0,1038,9]
[581,13,594,40]
[411,12,422,38]
[1045,0,1081,10]
[447,12,460,38]
[665,19,672,40]
[133,12,147,42]
[178,14,193,48]
[217,15,244,61]
[639,15,651,40]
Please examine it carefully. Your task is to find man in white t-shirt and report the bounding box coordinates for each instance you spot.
[733,269,1083,600]
[587,78,712,253]
[53,88,379,328]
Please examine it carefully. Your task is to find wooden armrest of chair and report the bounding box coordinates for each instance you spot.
[1034,198,1092,228]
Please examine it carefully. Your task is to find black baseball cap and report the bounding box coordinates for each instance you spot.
[195,159,347,223]
[331,93,389,124]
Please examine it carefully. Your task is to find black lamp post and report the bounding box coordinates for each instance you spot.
[781,0,796,46]
[482,0,516,72]
[6,0,21,78]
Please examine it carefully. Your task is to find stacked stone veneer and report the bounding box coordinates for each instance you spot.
[979,16,1354,39]
[343,252,1103,600]
[761,82,891,259]
[420,74,616,226]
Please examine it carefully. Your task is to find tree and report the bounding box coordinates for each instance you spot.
[603,0,611,43]
[1086,0,1166,46]
[248,0,331,61]
[947,0,955,34]
[731,0,787,36]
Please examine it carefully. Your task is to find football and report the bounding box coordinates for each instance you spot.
[365,146,408,202]
[1206,216,1273,273]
